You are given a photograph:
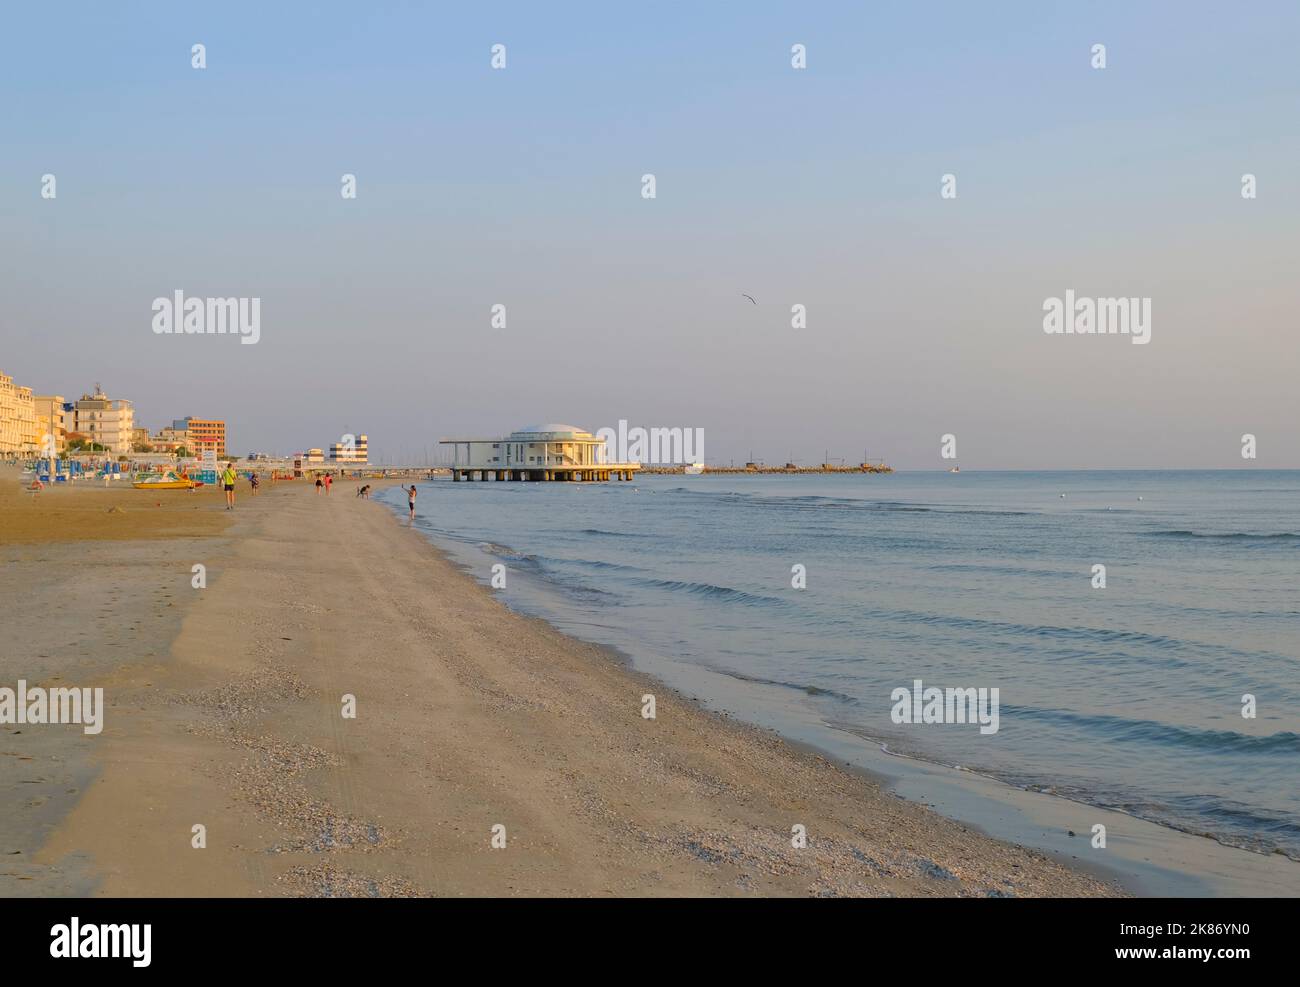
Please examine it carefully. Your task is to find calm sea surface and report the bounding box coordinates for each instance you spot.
[384,471,1300,859]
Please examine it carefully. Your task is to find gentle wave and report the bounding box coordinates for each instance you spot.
[863,606,1294,666]
[542,556,644,573]
[636,578,788,608]
[839,721,1300,860]
[476,541,537,564]
[922,562,1073,579]
[467,542,622,600]
[1003,705,1300,755]
[663,487,1037,516]
[578,527,652,539]
[697,662,862,705]
[1148,529,1300,542]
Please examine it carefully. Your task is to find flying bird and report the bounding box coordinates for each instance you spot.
[741,293,756,305]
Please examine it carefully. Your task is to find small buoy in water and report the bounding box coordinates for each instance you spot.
[1060,493,1066,498]
[1138,496,1144,501]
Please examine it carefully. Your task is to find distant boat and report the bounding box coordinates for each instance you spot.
[948,465,960,473]
[684,463,705,475]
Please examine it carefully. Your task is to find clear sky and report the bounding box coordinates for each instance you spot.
[2,1,1297,468]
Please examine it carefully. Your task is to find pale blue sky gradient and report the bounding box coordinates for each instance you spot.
[2,2,1297,467]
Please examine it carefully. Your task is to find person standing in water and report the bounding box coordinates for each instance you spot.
[221,463,238,510]
[407,484,417,520]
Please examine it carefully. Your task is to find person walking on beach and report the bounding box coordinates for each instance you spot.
[315,476,323,494]
[249,471,260,496]
[221,463,238,510]
[324,474,332,495]
[407,484,417,520]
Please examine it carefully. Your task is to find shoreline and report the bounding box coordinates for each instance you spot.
[6,475,1120,897]
[388,483,1300,898]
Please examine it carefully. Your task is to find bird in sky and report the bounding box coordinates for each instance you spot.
[741,293,756,305]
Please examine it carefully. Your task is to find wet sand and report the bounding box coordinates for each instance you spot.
[3,472,1119,897]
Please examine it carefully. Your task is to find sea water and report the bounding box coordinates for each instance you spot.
[387,471,1300,860]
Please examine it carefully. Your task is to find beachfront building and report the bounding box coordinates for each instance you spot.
[440,424,640,482]
[67,387,135,455]
[329,433,369,464]
[148,435,187,454]
[33,395,67,454]
[156,425,188,447]
[0,371,39,457]
[171,417,227,458]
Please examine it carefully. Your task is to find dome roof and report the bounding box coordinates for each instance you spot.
[510,423,591,437]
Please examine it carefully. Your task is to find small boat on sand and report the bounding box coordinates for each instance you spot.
[132,470,195,490]
[684,463,705,475]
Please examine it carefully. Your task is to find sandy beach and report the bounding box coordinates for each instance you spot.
[1,471,1120,897]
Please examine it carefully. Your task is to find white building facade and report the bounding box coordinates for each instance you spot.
[440,424,640,482]
[67,387,134,455]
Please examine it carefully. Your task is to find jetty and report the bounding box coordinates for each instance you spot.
[642,462,893,475]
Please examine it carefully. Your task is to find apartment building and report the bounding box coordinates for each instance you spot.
[33,395,67,455]
[0,371,38,457]
[67,387,135,455]
[171,417,227,458]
